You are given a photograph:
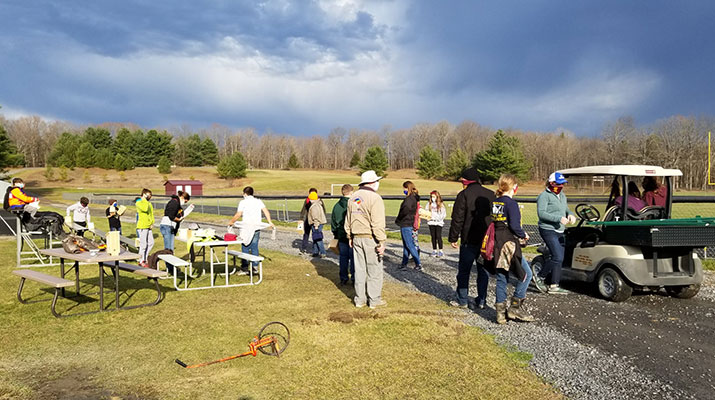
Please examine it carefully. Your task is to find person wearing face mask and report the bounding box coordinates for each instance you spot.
[228,186,275,273]
[106,198,122,235]
[160,191,190,251]
[307,191,328,258]
[66,196,91,237]
[344,170,387,309]
[491,174,534,324]
[395,181,422,271]
[427,190,446,257]
[5,178,39,217]
[136,188,155,268]
[534,172,576,294]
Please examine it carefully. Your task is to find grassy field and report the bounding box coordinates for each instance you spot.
[0,215,561,399]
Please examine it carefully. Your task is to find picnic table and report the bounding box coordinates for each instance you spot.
[176,238,264,290]
[38,248,166,315]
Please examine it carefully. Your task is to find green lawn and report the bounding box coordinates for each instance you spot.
[0,216,560,399]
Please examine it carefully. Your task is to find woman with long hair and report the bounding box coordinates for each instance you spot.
[427,190,446,257]
[395,181,422,271]
[491,174,534,324]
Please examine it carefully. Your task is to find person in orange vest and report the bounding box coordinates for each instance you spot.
[4,178,39,217]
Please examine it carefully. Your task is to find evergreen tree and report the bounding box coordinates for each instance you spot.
[114,154,134,171]
[444,149,470,180]
[48,132,82,168]
[174,134,204,167]
[216,152,248,179]
[84,127,113,149]
[472,130,531,182]
[349,151,361,168]
[0,124,23,177]
[157,156,172,174]
[359,146,389,176]
[287,153,300,169]
[94,148,115,169]
[75,142,96,168]
[201,137,219,166]
[416,146,445,179]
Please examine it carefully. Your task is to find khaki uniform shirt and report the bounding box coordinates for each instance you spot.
[345,186,386,244]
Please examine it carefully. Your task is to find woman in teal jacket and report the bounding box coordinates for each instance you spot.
[534,172,575,294]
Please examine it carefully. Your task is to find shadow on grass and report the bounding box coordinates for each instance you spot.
[310,253,354,301]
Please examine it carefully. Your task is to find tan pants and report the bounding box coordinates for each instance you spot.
[352,237,383,306]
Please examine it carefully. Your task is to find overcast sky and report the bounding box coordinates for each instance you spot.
[1,1,713,136]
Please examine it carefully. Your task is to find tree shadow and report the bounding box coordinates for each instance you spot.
[310,253,354,301]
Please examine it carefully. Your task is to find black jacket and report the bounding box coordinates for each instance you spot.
[448,183,495,245]
[395,194,420,228]
[163,196,183,233]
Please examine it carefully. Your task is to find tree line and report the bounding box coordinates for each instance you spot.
[1,113,714,189]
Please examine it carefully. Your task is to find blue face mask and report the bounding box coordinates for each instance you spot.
[403,190,408,195]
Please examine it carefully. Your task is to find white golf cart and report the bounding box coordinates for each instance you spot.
[531,165,709,302]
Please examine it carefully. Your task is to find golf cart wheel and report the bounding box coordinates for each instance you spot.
[665,284,700,299]
[257,321,290,356]
[596,267,632,302]
[530,256,545,278]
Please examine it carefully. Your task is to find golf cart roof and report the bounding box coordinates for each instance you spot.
[558,165,683,177]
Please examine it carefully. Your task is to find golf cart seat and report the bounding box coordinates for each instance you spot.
[636,206,666,220]
[603,206,640,222]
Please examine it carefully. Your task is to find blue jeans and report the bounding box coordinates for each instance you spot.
[338,240,355,281]
[455,244,489,306]
[242,230,260,268]
[400,227,421,266]
[538,228,565,285]
[160,224,174,251]
[312,224,326,255]
[109,226,123,236]
[496,256,533,303]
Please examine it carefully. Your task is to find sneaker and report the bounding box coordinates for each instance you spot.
[319,254,327,259]
[355,302,366,308]
[431,250,438,257]
[448,300,468,309]
[369,299,387,309]
[139,261,149,268]
[311,253,319,258]
[414,265,423,272]
[547,285,569,295]
[398,264,408,271]
[438,250,444,258]
[532,276,548,293]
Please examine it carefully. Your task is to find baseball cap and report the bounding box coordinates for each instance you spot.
[548,172,568,184]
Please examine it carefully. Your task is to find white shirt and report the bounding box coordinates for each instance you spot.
[237,196,266,225]
[66,202,90,223]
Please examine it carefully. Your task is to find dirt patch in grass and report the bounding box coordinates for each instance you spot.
[18,367,156,400]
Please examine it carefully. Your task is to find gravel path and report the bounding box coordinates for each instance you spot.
[248,226,712,400]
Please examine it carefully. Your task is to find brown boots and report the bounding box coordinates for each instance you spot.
[495,302,507,324]
[507,297,535,322]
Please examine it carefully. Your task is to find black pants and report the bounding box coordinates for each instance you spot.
[428,225,443,250]
[74,221,87,237]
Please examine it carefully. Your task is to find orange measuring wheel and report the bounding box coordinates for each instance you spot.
[175,321,290,369]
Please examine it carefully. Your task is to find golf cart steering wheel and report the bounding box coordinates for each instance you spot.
[575,203,600,225]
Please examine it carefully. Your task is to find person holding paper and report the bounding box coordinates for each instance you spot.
[66,197,91,237]
[5,178,39,218]
[228,187,275,273]
[160,191,190,251]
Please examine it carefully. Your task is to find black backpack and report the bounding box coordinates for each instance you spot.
[2,187,11,211]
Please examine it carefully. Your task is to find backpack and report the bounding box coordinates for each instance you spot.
[148,249,174,270]
[480,222,496,261]
[2,187,11,211]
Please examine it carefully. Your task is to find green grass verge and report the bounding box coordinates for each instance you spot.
[0,218,560,399]
[702,259,715,271]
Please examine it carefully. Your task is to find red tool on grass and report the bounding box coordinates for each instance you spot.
[175,321,290,369]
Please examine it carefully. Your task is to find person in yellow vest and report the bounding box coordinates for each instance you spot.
[136,188,155,268]
[4,178,39,217]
